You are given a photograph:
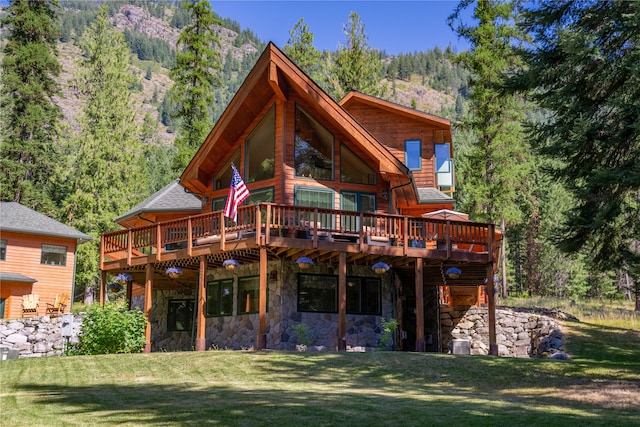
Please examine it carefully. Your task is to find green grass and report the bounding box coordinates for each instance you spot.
[1,320,639,426]
[503,296,639,330]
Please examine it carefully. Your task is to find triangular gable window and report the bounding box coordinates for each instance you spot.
[340,144,376,185]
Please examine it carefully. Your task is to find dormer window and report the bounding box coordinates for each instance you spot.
[294,105,334,180]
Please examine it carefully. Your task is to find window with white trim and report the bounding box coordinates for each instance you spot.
[41,244,67,266]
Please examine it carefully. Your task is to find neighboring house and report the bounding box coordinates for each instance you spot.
[100,43,501,354]
[0,202,91,319]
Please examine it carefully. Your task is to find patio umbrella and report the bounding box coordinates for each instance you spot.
[422,209,470,222]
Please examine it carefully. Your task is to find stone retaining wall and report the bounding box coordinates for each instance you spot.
[440,305,565,357]
[0,314,82,358]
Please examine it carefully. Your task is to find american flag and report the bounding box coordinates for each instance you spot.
[223,164,250,222]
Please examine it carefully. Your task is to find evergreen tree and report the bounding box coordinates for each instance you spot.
[169,0,222,173]
[510,0,640,309]
[64,6,146,297]
[283,18,322,82]
[332,11,385,99]
[0,0,62,212]
[449,0,534,297]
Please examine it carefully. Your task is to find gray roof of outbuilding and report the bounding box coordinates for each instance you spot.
[0,272,37,283]
[416,187,455,204]
[115,180,202,223]
[0,202,91,242]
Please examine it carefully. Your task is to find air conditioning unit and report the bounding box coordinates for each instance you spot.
[452,339,470,355]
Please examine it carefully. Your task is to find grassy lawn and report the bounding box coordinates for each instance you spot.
[1,320,639,426]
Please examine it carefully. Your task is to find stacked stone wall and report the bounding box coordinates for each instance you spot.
[0,314,82,357]
[440,305,565,357]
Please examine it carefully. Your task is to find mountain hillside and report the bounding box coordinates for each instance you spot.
[1,2,464,148]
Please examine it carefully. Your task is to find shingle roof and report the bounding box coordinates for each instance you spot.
[115,180,202,223]
[416,188,455,204]
[0,272,37,283]
[0,202,91,242]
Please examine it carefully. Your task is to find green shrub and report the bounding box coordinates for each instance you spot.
[70,301,147,355]
[292,323,313,350]
[378,318,398,350]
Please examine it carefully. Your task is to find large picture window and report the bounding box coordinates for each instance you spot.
[246,106,275,183]
[294,105,334,180]
[206,279,234,317]
[346,278,381,315]
[167,299,194,331]
[213,150,240,190]
[238,276,261,314]
[340,144,376,185]
[40,244,67,266]
[298,274,337,313]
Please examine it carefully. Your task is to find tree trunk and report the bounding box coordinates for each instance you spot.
[501,218,508,298]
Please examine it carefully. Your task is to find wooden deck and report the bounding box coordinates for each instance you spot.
[101,204,497,283]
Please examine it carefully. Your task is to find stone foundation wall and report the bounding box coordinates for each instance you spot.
[151,261,395,352]
[440,305,564,357]
[0,314,82,358]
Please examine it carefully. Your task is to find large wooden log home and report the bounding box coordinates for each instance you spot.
[100,43,501,354]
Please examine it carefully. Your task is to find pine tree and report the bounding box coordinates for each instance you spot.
[510,0,640,309]
[449,0,534,297]
[64,5,146,297]
[284,18,323,83]
[169,0,222,173]
[332,12,385,99]
[0,0,62,212]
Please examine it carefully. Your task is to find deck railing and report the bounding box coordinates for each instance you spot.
[101,203,495,265]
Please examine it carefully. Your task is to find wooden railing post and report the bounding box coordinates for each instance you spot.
[257,205,263,246]
[156,223,162,262]
[187,217,193,257]
[403,217,409,256]
[264,204,271,245]
[99,235,105,270]
[127,230,132,267]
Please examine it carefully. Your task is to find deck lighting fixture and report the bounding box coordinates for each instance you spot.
[115,273,132,284]
[445,267,462,279]
[223,259,240,271]
[166,266,183,279]
[296,256,313,269]
[107,282,123,293]
[372,262,390,275]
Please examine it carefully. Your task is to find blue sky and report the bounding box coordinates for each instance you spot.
[214,1,471,54]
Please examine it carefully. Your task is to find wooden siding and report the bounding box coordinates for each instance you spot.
[0,231,77,319]
[344,103,449,189]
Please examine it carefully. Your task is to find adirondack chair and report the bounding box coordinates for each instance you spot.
[21,294,39,317]
[46,293,69,316]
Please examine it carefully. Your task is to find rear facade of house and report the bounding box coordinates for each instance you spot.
[100,43,500,354]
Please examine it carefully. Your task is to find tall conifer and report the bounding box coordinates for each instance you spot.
[169,0,222,173]
[449,0,533,297]
[64,6,146,296]
[332,12,385,99]
[510,0,640,309]
[0,0,62,212]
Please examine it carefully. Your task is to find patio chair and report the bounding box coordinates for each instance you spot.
[46,293,69,316]
[21,294,39,317]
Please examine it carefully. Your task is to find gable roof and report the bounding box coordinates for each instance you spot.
[115,180,202,223]
[0,202,91,242]
[180,42,410,194]
[339,91,452,142]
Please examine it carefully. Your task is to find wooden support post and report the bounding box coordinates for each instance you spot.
[338,252,347,351]
[415,259,425,352]
[257,247,268,350]
[196,256,207,351]
[99,270,106,307]
[487,262,498,356]
[126,278,133,310]
[144,263,153,353]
